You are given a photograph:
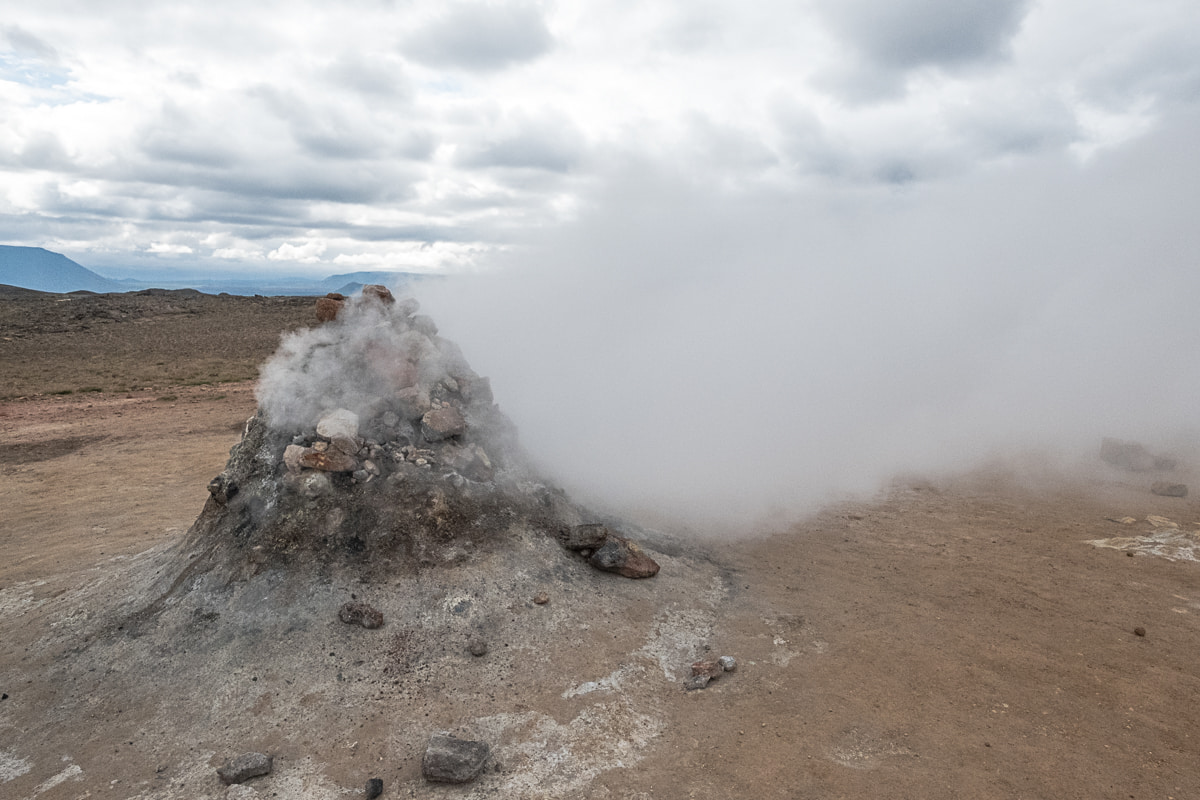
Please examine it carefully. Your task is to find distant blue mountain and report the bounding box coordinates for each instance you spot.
[318,271,423,291]
[0,246,123,293]
[0,246,440,296]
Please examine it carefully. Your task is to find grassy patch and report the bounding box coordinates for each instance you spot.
[49,389,74,395]
[78,386,104,393]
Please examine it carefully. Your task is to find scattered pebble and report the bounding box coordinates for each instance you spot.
[365,777,383,799]
[339,601,384,629]
[532,592,550,605]
[1134,626,1146,637]
[467,638,488,657]
[718,655,738,672]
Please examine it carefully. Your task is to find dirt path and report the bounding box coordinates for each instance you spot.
[0,385,257,583]
[2,388,1200,799]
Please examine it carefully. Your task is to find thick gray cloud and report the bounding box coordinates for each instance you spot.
[403,3,553,71]
[320,53,412,100]
[815,0,1032,100]
[1,24,60,62]
[821,0,1031,70]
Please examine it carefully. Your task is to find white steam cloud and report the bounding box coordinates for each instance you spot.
[411,110,1200,533]
[256,301,467,431]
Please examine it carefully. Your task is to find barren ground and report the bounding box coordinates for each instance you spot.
[2,289,1199,799]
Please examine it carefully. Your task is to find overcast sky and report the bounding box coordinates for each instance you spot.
[1,0,1196,276]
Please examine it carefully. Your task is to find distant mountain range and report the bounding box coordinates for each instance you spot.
[0,246,435,296]
[0,246,124,293]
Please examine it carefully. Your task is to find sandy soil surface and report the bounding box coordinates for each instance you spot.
[3,291,1199,799]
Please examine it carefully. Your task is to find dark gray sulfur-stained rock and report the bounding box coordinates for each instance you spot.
[1151,481,1188,497]
[559,523,610,551]
[207,473,238,505]
[217,752,273,785]
[422,734,490,783]
[589,536,660,579]
[339,601,384,629]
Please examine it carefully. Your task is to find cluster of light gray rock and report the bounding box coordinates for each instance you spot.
[282,405,494,490]
[277,286,502,495]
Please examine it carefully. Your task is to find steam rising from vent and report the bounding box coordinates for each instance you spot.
[414,130,1200,532]
[256,299,471,434]
[186,288,661,584]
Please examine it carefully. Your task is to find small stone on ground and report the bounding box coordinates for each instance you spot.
[339,601,384,629]
[217,752,272,785]
[422,734,490,783]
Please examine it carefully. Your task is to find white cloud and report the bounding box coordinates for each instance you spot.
[268,239,328,263]
[147,241,194,254]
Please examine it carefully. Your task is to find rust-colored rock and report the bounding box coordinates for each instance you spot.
[421,406,467,441]
[588,536,660,579]
[316,294,346,322]
[362,284,395,305]
[691,658,723,680]
[299,448,358,472]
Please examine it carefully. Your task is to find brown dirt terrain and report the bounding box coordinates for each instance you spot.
[2,290,1199,799]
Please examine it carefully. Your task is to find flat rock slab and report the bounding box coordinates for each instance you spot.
[217,752,272,785]
[1151,482,1188,497]
[422,734,490,783]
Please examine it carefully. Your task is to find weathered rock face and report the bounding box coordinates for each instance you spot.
[186,291,637,582]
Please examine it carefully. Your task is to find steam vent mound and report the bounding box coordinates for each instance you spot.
[191,286,658,581]
[9,285,735,799]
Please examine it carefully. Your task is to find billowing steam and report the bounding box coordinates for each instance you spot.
[412,114,1200,533]
[257,299,467,433]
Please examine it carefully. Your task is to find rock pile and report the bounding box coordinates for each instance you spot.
[184,286,658,580]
